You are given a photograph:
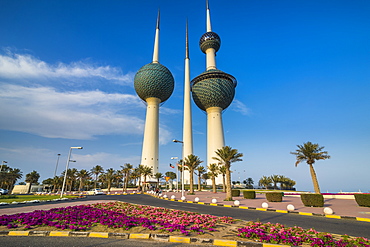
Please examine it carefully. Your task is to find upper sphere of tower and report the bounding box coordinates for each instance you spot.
[134,62,174,103]
[199,32,221,54]
[191,69,236,111]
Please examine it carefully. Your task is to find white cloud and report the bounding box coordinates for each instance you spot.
[0,84,144,139]
[231,99,250,115]
[0,52,134,85]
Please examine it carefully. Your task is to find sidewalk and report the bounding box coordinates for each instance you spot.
[160,191,370,219]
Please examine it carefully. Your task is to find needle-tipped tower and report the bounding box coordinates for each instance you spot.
[182,20,193,184]
[191,0,237,184]
[134,10,174,177]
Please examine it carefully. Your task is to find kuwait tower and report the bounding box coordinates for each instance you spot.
[191,1,237,184]
[134,11,175,175]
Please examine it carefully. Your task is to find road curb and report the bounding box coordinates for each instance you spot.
[1,230,288,246]
[145,193,370,223]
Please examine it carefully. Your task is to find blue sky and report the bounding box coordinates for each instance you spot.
[0,0,369,192]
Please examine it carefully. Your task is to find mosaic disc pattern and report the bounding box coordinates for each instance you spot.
[191,69,236,111]
[134,62,174,103]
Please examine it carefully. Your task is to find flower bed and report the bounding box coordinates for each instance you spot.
[0,201,369,246]
[238,221,369,246]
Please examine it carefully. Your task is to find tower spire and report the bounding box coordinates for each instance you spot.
[152,9,160,63]
[182,19,193,184]
[206,0,212,32]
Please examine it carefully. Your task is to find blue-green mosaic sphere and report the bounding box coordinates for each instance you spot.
[191,69,236,111]
[134,63,174,103]
[200,32,221,54]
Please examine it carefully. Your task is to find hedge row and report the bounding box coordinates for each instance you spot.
[354,194,370,207]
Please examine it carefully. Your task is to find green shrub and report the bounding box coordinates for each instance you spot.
[265,192,283,202]
[300,194,324,207]
[0,195,17,199]
[354,194,370,207]
[231,189,240,197]
[243,190,256,199]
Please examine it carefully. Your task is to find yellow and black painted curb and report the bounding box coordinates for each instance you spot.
[145,193,370,223]
[0,230,289,246]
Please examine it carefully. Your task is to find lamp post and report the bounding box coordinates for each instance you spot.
[173,139,184,197]
[60,147,83,198]
[53,154,61,178]
[171,157,179,191]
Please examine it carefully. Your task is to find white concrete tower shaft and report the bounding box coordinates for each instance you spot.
[182,21,193,184]
[140,11,161,175]
[205,1,224,185]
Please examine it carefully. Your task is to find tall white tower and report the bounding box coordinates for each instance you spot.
[191,1,237,184]
[134,11,175,176]
[182,21,193,184]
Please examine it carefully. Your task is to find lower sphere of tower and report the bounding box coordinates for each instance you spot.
[191,69,236,111]
[134,63,174,103]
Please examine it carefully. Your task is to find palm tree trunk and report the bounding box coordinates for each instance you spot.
[309,164,321,194]
[212,177,216,193]
[225,168,233,201]
[198,174,201,191]
[222,174,226,193]
[189,170,194,194]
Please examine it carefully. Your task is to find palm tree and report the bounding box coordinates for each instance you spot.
[141,165,153,191]
[207,163,219,193]
[52,176,63,192]
[291,141,330,194]
[165,171,176,190]
[243,177,254,189]
[121,163,133,192]
[25,170,40,193]
[213,146,243,201]
[258,176,272,189]
[103,168,116,192]
[76,169,91,192]
[184,154,203,194]
[130,168,140,187]
[0,167,22,191]
[154,172,163,188]
[196,166,206,191]
[219,165,227,192]
[90,165,104,189]
[270,174,282,190]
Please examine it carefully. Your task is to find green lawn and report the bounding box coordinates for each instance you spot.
[0,195,79,203]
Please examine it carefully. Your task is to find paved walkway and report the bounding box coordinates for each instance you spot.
[160,191,370,219]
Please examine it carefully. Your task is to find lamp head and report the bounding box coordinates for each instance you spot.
[71,147,83,149]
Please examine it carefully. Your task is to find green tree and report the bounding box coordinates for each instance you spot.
[103,168,116,192]
[91,165,104,189]
[121,163,133,192]
[154,172,163,188]
[196,166,206,191]
[165,171,176,190]
[141,165,153,191]
[76,169,91,192]
[270,174,282,190]
[213,146,243,201]
[0,166,22,191]
[25,170,40,193]
[291,141,330,194]
[243,177,254,189]
[207,163,219,193]
[258,176,272,189]
[184,154,203,194]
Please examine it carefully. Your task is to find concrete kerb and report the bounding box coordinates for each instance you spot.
[145,192,370,223]
[0,230,289,246]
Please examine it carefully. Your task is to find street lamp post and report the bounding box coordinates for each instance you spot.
[60,147,83,198]
[53,154,61,178]
[173,139,184,198]
[171,157,179,191]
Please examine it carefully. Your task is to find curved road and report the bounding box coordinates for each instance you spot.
[1,194,369,238]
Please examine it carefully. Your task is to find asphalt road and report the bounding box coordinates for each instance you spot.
[1,194,369,238]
